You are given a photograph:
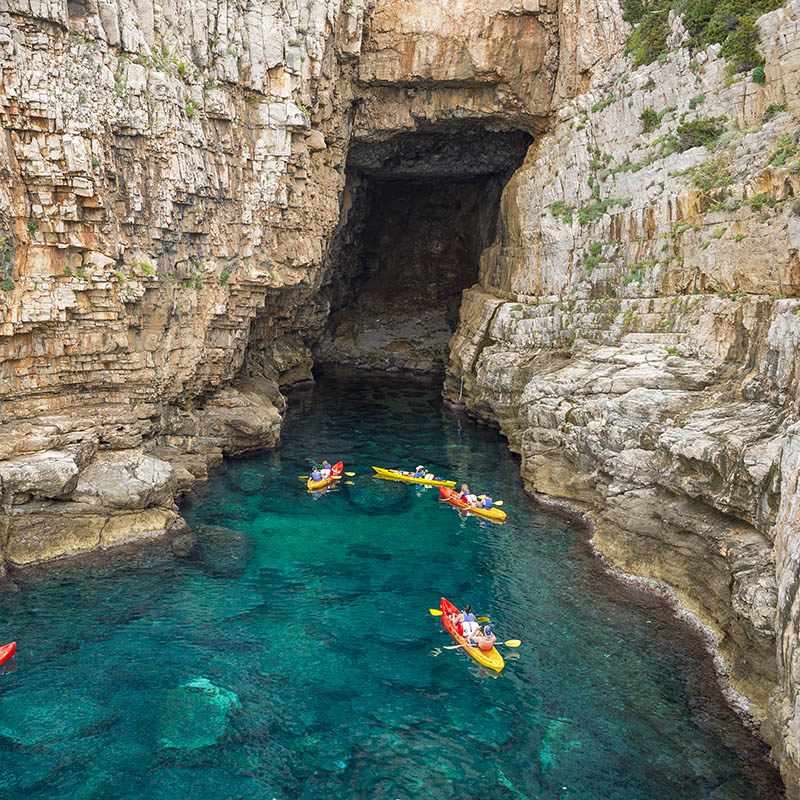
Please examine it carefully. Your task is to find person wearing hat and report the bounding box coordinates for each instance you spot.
[413,465,426,478]
[479,493,493,510]
[310,466,322,482]
[474,625,497,652]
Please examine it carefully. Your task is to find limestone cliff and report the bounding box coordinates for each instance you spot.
[3,0,800,791]
[445,0,800,792]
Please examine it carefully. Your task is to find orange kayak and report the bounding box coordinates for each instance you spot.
[438,486,507,522]
[307,461,344,492]
[439,598,504,672]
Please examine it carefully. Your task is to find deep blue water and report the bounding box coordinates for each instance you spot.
[0,369,783,798]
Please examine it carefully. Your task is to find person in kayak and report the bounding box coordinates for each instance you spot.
[310,467,322,482]
[474,625,497,651]
[321,460,332,478]
[479,494,493,509]
[451,605,479,639]
[414,465,426,478]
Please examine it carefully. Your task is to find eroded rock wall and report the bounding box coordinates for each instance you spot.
[0,0,362,565]
[0,0,560,567]
[445,0,800,792]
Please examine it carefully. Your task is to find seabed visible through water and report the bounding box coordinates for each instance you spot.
[0,369,785,798]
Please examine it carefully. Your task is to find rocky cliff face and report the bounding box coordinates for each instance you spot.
[444,0,800,791]
[3,0,800,791]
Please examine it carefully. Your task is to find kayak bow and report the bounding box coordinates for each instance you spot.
[438,486,507,521]
[307,461,344,492]
[438,598,504,672]
[0,642,16,667]
[371,466,456,488]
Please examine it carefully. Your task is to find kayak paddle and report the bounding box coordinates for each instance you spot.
[444,639,521,649]
[344,472,356,477]
[429,608,491,622]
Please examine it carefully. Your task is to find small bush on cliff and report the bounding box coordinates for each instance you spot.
[0,278,14,292]
[751,65,766,84]
[640,108,659,133]
[676,117,725,150]
[762,102,787,123]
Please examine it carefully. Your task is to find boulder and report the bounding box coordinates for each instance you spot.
[157,678,241,750]
[195,525,256,577]
[0,451,79,502]
[72,451,174,510]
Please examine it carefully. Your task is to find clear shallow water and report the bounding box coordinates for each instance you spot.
[0,369,783,799]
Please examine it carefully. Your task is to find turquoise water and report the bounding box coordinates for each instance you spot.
[0,369,783,799]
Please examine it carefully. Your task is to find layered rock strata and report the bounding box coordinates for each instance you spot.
[445,1,800,792]
[0,0,558,564]
[3,0,800,791]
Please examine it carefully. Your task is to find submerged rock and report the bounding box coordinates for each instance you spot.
[157,678,242,750]
[195,525,256,577]
[0,687,106,745]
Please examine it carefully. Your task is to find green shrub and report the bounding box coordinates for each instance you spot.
[0,278,14,292]
[622,0,785,72]
[690,157,733,194]
[577,198,630,225]
[588,241,603,257]
[27,219,38,234]
[688,93,706,110]
[91,156,100,167]
[219,268,230,286]
[751,65,766,84]
[676,117,725,150]
[185,100,197,119]
[549,200,574,225]
[592,94,617,113]
[762,102,787,123]
[640,108,659,133]
[771,136,799,166]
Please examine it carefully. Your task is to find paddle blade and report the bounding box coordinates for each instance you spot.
[344,472,356,476]
[344,480,354,485]
[502,639,521,647]
[298,475,309,480]
[443,643,468,650]
[493,500,503,506]
[477,616,491,623]
[428,608,443,616]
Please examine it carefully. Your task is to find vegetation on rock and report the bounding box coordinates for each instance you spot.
[623,0,786,72]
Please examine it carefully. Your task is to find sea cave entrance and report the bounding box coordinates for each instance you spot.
[314,124,532,373]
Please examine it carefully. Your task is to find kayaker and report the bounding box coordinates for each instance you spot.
[480,494,493,509]
[414,465,426,478]
[310,467,322,482]
[321,460,332,478]
[475,625,497,651]
[453,604,479,639]
[458,483,470,500]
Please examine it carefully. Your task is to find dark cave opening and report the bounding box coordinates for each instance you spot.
[314,126,532,373]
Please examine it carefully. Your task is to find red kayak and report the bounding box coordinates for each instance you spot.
[0,642,16,666]
[438,486,507,521]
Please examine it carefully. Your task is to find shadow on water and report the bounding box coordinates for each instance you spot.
[0,367,785,799]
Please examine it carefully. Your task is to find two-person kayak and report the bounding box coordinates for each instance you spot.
[438,486,507,522]
[0,642,16,667]
[307,461,344,491]
[371,466,456,488]
[439,597,504,672]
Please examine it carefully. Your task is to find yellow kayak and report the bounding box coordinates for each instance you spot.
[440,597,504,672]
[371,466,456,488]
[439,487,507,522]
